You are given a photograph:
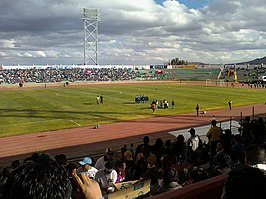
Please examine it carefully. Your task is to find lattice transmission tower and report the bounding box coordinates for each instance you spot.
[81,8,100,65]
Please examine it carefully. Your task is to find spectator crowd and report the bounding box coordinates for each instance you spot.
[0,115,266,199]
[0,67,140,84]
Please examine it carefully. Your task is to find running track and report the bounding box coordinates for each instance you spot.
[0,103,265,167]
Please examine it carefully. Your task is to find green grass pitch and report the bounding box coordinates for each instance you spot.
[1,82,265,136]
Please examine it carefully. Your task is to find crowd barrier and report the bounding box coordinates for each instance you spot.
[150,174,226,199]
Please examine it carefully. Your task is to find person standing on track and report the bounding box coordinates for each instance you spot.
[195,104,200,116]
[228,100,232,110]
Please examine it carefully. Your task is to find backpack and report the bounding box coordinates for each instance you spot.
[197,135,204,151]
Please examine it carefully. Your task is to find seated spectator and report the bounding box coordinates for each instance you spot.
[231,134,246,153]
[161,150,178,170]
[120,144,128,160]
[151,138,166,164]
[251,117,266,145]
[220,129,233,155]
[135,145,157,167]
[209,142,231,177]
[77,156,98,179]
[140,161,163,196]
[132,156,149,180]
[221,166,266,199]
[158,167,182,194]
[95,161,117,197]
[182,167,208,186]
[3,155,72,199]
[94,148,115,170]
[172,134,187,162]
[115,159,127,183]
[135,136,152,159]
[171,161,193,184]
[123,150,136,181]
[164,139,173,155]
[239,116,252,147]
[230,150,246,169]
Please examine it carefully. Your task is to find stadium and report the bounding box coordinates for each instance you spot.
[1,63,266,198]
[1,5,266,199]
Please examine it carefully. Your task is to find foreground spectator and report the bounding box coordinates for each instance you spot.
[3,155,72,199]
[245,144,266,171]
[221,166,266,199]
[0,166,13,198]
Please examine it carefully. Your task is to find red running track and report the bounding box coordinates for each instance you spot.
[0,103,265,167]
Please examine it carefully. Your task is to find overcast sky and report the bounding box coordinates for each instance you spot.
[0,0,266,66]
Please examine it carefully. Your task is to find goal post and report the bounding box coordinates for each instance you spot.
[206,79,226,87]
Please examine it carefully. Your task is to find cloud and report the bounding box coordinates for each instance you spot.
[0,0,266,65]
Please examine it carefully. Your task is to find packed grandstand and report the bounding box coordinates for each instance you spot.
[0,64,266,84]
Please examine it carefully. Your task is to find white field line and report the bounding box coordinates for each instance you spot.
[70,120,81,127]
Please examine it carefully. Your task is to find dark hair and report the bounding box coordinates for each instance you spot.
[154,138,164,147]
[211,119,217,126]
[116,159,126,169]
[4,156,72,199]
[1,166,13,178]
[55,154,67,166]
[143,136,150,144]
[177,134,185,142]
[246,145,266,165]
[11,160,21,169]
[223,166,266,199]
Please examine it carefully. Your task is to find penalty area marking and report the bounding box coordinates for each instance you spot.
[70,120,81,127]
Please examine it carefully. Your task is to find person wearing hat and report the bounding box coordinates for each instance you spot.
[186,128,202,165]
[94,161,117,198]
[77,157,98,179]
[187,128,203,151]
[94,148,115,170]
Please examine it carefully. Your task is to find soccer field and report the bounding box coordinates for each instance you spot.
[1,82,265,136]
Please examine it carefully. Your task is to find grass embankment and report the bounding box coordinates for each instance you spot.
[1,82,265,136]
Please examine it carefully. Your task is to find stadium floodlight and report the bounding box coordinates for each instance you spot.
[81,8,100,65]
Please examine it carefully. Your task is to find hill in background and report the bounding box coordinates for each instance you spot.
[188,56,266,66]
[237,56,266,65]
